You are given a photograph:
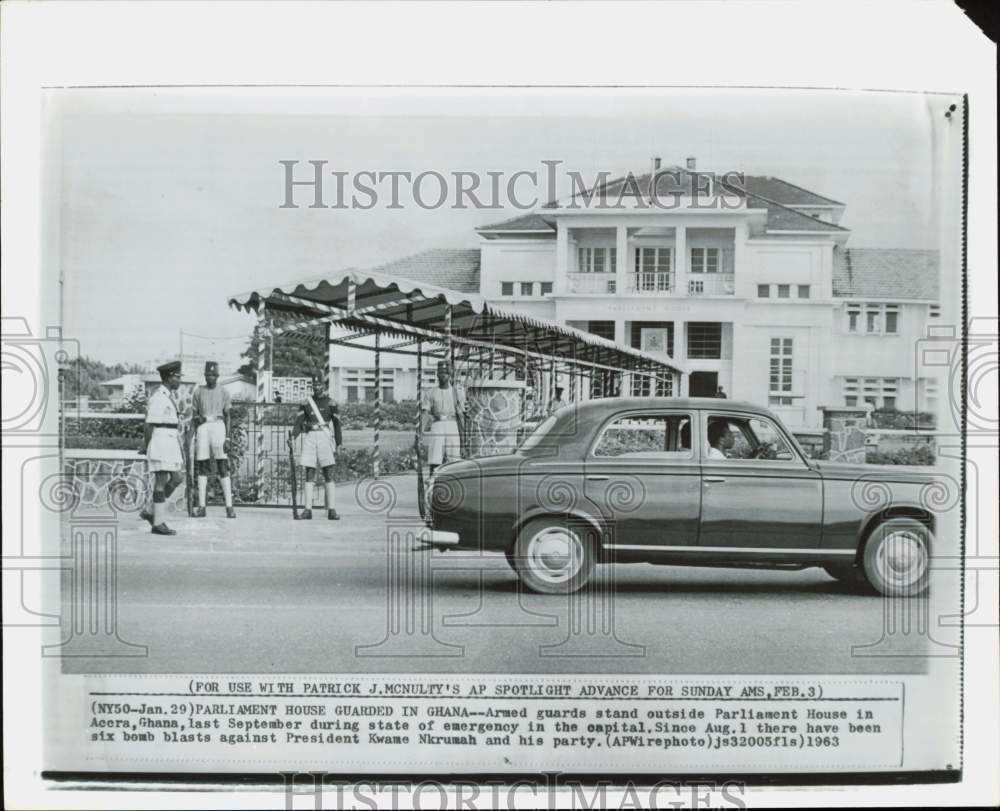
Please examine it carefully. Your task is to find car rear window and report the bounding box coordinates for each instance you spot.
[593,413,693,458]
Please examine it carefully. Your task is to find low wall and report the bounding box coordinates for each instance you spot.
[63,449,186,517]
[791,429,826,459]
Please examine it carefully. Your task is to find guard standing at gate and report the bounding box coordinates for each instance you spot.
[140,360,186,535]
[421,360,466,478]
[288,374,343,520]
[192,360,236,518]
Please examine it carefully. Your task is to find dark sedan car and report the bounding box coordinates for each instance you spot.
[419,398,937,597]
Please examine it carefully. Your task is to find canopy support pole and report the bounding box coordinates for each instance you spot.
[373,332,381,479]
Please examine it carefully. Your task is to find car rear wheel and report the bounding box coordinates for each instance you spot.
[514,518,594,595]
[861,517,931,597]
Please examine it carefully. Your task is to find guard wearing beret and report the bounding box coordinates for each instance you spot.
[140,361,186,535]
[288,374,343,520]
[192,360,236,518]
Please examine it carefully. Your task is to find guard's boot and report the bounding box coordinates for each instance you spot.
[151,523,177,536]
[300,509,313,520]
[327,509,340,520]
[226,507,237,518]
[193,506,207,518]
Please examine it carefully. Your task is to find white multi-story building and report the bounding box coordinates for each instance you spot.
[327,159,940,428]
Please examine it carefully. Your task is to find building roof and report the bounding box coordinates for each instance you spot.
[741,176,843,207]
[539,165,848,233]
[368,248,482,293]
[832,248,940,301]
[758,199,847,232]
[476,213,556,233]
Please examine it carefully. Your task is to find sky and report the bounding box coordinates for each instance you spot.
[50,87,948,366]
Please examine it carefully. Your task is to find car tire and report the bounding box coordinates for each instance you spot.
[514,517,595,595]
[504,549,518,573]
[823,564,871,591]
[860,517,931,597]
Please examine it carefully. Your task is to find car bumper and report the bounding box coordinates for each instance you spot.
[415,527,461,549]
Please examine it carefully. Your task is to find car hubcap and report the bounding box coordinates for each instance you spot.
[875,530,928,589]
[526,527,583,584]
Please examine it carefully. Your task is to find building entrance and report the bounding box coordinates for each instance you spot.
[689,371,719,398]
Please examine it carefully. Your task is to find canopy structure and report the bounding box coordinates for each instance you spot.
[228,267,683,474]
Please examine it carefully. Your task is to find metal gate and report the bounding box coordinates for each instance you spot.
[207,402,301,507]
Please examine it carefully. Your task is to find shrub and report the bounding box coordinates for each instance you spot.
[866,445,936,466]
[338,400,420,430]
[63,416,145,442]
[64,436,144,451]
[869,408,936,430]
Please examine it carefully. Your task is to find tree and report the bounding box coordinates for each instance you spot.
[61,356,149,399]
[238,325,328,382]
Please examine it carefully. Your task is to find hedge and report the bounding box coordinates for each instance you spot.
[64,436,144,451]
[866,445,936,466]
[868,409,936,430]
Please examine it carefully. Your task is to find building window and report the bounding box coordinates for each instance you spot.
[846,303,861,333]
[586,321,616,341]
[635,247,673,273]
[768,338,794,405]
[929,304,941,318]
[540,282,553,295]
[690,247,720,274]
[843,377,859,407]
[501,282,513,296]
[917,377,939,412]
[520,282,534,296]
[633,247,673,291]
[847,303,900,334]
[884,306,899,334]
[797,285,811,299]
[630,375,673,398]
[757,284,770,298]
[578,246,616,274]
[846,376,899,409]
[777,284,790,299]
[686,322,722,359]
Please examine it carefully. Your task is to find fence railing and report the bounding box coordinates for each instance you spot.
[566,272,616,294]
[687,273,735,296]
[625,271,674,293]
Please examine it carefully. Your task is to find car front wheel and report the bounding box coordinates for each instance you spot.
[861,517,931,597]
[514,518,594,595]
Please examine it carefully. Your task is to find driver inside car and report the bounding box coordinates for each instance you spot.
[706,418,736,459]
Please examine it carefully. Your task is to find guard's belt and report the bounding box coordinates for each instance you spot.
[149,422,179,429]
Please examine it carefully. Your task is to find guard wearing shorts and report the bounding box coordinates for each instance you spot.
[421,361,466,477]
[288,375,343,520]
[140,360,186,535]
[192,360,236,518]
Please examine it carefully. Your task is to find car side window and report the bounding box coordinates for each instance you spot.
[705,415,796,462]
[593,414,693,459]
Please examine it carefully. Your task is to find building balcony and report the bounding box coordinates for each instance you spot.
[566,270,735,297]
[567,272,617,295]
[687,273,735,296]
[626,271,674,294]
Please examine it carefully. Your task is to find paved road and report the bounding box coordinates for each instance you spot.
[62,474,934,675]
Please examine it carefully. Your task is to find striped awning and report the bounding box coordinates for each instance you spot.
[228,268,683,376]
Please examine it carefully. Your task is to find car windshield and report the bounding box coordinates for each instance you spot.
[519,415,558,451]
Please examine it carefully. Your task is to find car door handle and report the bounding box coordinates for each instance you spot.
[704,476,726,484]
[586,475,610,482]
